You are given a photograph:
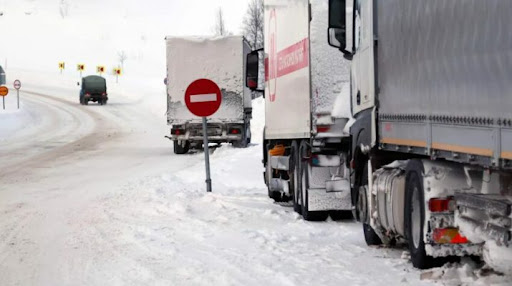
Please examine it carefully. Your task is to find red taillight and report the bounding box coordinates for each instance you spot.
[86,93,90,96]
[102,92,106,96]
[171,129,184,135]
[432,228,469,244]
[350,159,356,169]
[317,126,330,133]
[229,129,240,134]
[248,79,257,89]
[429,197,455,213]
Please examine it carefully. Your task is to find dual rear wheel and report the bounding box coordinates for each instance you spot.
[291,141,329,221]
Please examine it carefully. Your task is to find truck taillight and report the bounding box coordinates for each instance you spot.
[102,92,106,96]
[229,128,240,134]
[429,197,455,213]
[316,126,330,133]
[247,79,257,89]
[432,228,469,244]
[171,129,184,135]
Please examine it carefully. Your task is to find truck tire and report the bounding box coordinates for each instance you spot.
[405,163,433,269]
[299,141,328,221]
[173,140,190,154]
[291,141,301,214]
[359,160,383,246]
[83,98,88,105]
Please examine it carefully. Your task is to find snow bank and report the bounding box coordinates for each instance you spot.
[420,259,511,286]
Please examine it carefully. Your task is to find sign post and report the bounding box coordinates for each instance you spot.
[114,68,122,83]
[13,79,21,109]
[59,62,65,74]
[97,66,105,75]
[184,79,222,192]
[0,86,8,110]
[77,64,85,79]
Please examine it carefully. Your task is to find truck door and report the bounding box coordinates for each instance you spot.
[351,0,375,116]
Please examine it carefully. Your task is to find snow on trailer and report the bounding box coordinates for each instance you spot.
[166,36,253,154]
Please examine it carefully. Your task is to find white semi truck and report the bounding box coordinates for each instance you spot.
[246,0,353,221]
[166,36,253,154]
[328,0,512,271]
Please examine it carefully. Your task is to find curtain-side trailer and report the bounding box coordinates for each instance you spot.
[328,0,512,271]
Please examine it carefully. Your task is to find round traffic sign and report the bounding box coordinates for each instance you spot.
[0,86,8,97]
[185,79,222,117]
[14,79,21,90]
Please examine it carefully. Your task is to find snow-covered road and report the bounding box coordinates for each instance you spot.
[0,80,507,285]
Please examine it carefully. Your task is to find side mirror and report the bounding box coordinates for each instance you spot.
[328,0,353,60]
[246,49,264,93]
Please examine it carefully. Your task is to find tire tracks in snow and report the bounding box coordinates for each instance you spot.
[0,90,121,185]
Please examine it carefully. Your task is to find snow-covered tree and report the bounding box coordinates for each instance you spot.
[242,0,264,49]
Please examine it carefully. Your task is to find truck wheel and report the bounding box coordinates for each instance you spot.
[405,165,434,269]
[83,99,88,105]
[173,140,190,154]
[290,141,301,214]
[359,161,382,245]
[299,142,328,221]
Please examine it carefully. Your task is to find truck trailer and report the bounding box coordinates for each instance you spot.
[247,0,352,221]
[328,0,512,271]
[166,36,253,154]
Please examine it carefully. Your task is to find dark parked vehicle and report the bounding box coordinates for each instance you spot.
[80,75,108,105]
[0,65,5,86]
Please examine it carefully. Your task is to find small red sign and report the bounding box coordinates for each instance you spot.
[13,80,21,90]
[185,79,222,117]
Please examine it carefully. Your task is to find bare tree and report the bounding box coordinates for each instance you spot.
[214,8,227,36]
[118,51,127,70]
[242,0,264,49]
[59,0,69,18]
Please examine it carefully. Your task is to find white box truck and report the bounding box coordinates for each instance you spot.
[166,36,253,154]
[246,0,352,221]
[328,0,512,271]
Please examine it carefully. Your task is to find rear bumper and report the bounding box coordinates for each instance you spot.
[84,94,108,100]
[455,193,512,246]
[168,122,244,142]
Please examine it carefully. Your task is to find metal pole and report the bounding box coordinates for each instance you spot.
[17,90,19,109]
[202,117,212,192]
[2,97,4,110]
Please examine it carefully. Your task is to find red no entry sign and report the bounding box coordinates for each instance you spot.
[185,79,222,117]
